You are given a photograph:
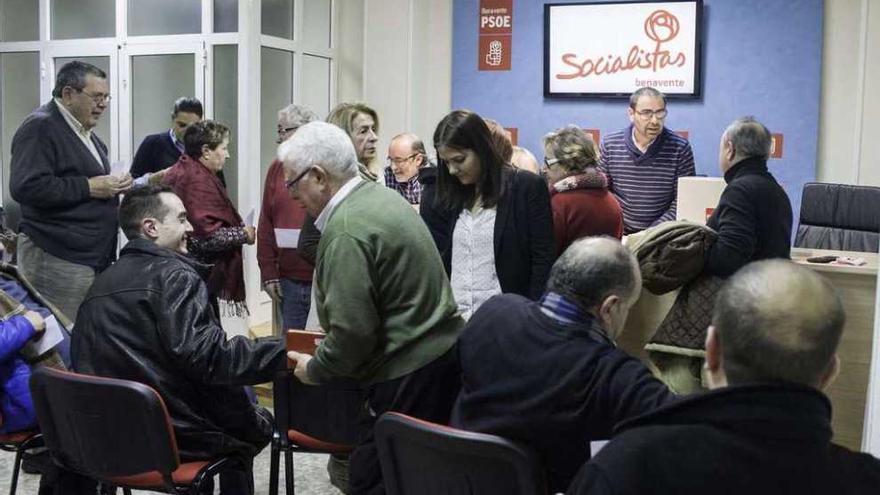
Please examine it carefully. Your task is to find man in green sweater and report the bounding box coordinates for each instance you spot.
[280,121,463,494]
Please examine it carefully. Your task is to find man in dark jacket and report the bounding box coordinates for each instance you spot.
[451,237,674,493]
[10,61,132,321]
[568,259,880,495]
[72,185,285,494]
[704,116,792,277]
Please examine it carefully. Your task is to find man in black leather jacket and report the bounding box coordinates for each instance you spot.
[72,185,285,494]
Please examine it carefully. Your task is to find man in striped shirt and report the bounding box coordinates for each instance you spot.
[599,87,696,234]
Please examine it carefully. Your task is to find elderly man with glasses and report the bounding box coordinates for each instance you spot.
[10,60,131,322]
[257,104,320,330]
[598,87,695,234]
[383,132,429,205]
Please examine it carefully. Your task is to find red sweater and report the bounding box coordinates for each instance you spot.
[257,160,313,282]
[551,188,624,255]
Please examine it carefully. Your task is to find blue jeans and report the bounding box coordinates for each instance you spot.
[280,278,311,330]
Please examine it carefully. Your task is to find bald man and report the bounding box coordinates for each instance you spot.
[569,260,880,494]
[451,237,674,493]
[383,133,428,204]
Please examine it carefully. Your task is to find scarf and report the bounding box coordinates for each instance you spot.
[163,154,247,314]
[550,168,608,195]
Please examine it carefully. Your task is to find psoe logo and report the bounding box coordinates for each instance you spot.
[556,10,687,80]
[486,40,504,66]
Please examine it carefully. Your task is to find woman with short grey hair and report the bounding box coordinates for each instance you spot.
[542,125,623,254]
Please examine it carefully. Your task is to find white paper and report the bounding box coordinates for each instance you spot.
[274,228,301,248]
[244,207,256,227]
[110,161,127,177]
[23,315,64,358]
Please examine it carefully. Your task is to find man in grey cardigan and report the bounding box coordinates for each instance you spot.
[10,61,131,321]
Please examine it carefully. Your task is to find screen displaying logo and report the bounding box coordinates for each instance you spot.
[546,1,702,97]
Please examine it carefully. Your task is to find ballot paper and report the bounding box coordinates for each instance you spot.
[274,228,301,248]
[244,207,256,227]
[22,315,65,359]
[110,161,127,177]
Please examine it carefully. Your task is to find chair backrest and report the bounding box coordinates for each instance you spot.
[375,412,547,495]
[29,367,180,483]
[272,369,364,447]
[795,182,880,252]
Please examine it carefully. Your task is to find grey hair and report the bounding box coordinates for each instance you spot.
[278,104,319,130]
[629,87,666,108]
[713,259,844,387]
[546,237,639,310]
[542,125,599,172]
[52,61,107,98]
[723,116,772,161]
[277,121,359,180]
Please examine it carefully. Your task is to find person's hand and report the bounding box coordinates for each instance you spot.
[22,311,45,339]
[287,351,315,384]
[89,174,132,198]
[244,226,256,245]
[148,168,169,185]
[263,280,282,302]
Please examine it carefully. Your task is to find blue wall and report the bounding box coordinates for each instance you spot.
[452,0,823,221]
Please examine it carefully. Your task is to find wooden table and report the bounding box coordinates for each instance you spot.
[791,248,878,451]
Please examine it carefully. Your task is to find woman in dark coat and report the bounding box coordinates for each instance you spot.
[420,110,555,320]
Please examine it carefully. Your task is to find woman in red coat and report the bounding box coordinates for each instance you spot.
[163,120,255,315]
[543,125,623,255]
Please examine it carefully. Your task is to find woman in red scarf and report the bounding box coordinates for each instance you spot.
[542,125,624,255]
[163,120,254,314]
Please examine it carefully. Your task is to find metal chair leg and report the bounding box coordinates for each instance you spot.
[269,440,280,495]
[284,449,295,495]
[8,449,22,495]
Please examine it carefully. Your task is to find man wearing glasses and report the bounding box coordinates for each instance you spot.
[383,133,429,205]
[598,87,695,234]
[10,60,131,321]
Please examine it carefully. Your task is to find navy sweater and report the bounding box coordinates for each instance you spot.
[599,126,695,233]
[10,101,118,269]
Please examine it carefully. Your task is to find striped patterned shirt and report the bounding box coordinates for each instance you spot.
[598,126,696,233]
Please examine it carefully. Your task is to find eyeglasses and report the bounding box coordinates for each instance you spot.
[76,89,112,104]
[544,157,562,168]
[285,167,312,192]
[634,108,668,120]
[277,126,298,135]
[386,153,420,166]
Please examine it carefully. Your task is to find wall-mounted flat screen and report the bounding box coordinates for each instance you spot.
[545,0,703,98]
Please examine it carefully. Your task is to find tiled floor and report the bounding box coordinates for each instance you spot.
[0,445,343,494]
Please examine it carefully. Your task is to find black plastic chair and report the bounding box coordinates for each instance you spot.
[0,430,42,495]
[375,412,547,495]
[795,182,880,252]
[269,369,365,495]
[29,367,242,494]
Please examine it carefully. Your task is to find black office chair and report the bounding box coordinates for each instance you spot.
[29,367,242,494]
[0,430,42,495]
[375,412,547,495]
[269,369,365,495]
[795,182,880,252]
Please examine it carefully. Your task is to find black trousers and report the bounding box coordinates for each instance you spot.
[348,346,461,495]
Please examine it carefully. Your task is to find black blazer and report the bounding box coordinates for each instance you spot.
[420,167,556,300]
[10,100,117,269]
[130,132,181,178]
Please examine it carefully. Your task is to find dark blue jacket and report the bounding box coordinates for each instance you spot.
[130,131,182,179]
[9,100,117,270]
[0,315,37,434]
